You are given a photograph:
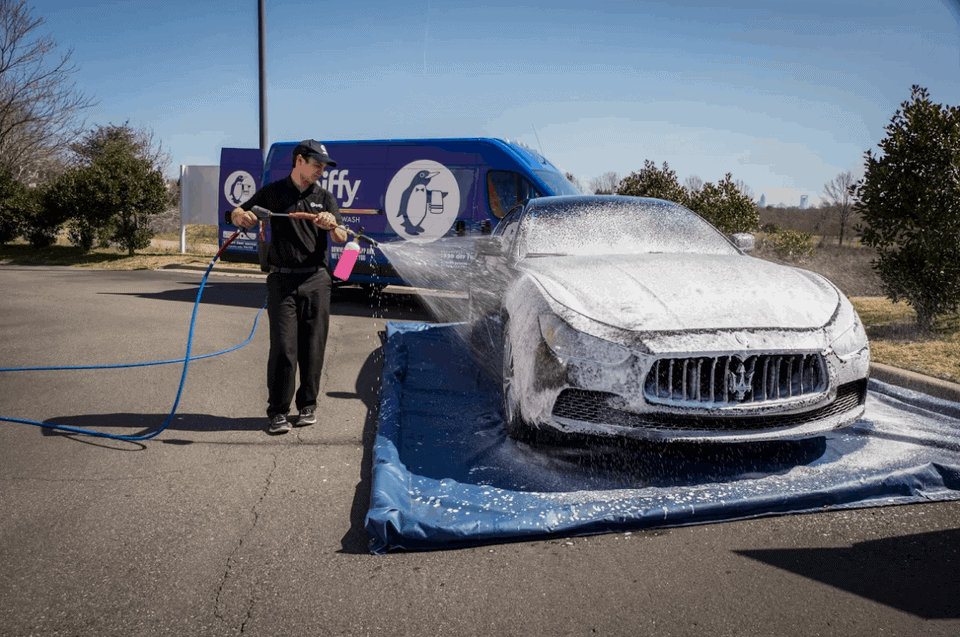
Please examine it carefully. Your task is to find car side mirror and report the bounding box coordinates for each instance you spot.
[729,233,755,253]
[475,236,503,257]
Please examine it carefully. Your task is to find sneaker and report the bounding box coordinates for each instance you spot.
[297,408,317,426]
[268,414,291,434]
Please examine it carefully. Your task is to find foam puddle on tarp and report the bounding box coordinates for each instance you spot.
[365,322,960,553]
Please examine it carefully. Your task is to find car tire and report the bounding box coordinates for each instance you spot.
[501,318,535,442]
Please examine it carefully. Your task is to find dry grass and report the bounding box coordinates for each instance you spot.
[153,224,219,245]
[0,225,259,271]
[751,234,960,383]
[752,236,882,298]
[850,297,960,382]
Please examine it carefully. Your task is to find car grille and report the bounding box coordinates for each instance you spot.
[552,379,867,432]
[644,353,828,408]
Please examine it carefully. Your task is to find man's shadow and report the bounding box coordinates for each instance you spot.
[41,413,266,442]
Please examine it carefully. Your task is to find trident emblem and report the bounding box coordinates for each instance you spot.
[727,359,755,401]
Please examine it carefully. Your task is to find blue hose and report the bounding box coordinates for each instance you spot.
[0,231,265,441]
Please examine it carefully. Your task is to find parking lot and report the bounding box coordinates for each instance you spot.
[1,265,958,637]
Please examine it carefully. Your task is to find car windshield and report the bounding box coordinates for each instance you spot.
[519,198,740,257]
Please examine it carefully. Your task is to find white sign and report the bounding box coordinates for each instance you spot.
[385,160,461,242]
[223,170,256,207]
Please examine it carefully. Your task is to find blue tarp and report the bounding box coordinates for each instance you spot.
[365,322,960,553]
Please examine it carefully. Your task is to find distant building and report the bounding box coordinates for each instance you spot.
[758,193,766,208]
[800,195,809,210]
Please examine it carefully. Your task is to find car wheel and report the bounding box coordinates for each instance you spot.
[501,318,534,441]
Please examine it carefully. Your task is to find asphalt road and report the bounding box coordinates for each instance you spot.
[0,265,957,637]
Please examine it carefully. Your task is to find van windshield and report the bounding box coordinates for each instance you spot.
[534,169,581,196]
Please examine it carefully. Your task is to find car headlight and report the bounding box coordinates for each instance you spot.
[827,296,868,359]
[539,314,630,364]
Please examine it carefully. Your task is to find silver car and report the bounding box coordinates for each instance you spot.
[469,195,870,443]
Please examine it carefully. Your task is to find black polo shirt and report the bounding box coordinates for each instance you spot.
[240,175,342,269]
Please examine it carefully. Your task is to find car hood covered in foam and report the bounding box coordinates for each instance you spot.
[523,253,840,332]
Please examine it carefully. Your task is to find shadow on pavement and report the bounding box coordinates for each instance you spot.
[41,413,266,442]
[339,333,387,554]
[98,280,436,321]
[737,527,960,619]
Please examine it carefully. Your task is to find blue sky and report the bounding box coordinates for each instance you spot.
[31,0,960,206]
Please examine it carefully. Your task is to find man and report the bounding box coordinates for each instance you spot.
[231,140,348,434]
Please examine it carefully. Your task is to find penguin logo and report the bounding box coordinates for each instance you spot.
[224,170,255,206]
[385,160,460,242]
[397,169,443,235]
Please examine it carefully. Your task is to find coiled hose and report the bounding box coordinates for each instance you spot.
[0,230,265,441]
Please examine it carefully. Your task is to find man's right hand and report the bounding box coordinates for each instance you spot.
[232,206,256,229]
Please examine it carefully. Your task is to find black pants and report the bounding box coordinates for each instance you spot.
[265,269,332,418]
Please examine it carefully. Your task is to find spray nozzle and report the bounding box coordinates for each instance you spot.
[339,225,379,247]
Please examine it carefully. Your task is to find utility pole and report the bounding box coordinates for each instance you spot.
[258,0,268,161]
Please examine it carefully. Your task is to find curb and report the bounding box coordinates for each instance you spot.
[869,362,960,404]
[159,263,265,276]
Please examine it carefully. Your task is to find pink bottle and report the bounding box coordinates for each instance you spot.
[333,239,360,280]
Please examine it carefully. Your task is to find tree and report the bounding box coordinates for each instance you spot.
[47,122,171,255]
[70,120,170,173]
[589,171,620,195]
[564,171,583,193]
[617,160,689,206]
[688,173,759,234]
[733,177,754,202]
[0,165,28,242]
[684,174,703,197]
[854,85,960,332]
[0,0,96,180]
[822,170,857,246]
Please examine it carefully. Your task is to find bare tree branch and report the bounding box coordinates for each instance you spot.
[0,0,96,181]
[823,169,857,245]
[589,171,620,195]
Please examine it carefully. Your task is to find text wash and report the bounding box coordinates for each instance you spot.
[320,170,360,207]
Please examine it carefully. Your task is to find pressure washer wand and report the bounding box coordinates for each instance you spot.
[249,205,379,247]
[338,225,378,247]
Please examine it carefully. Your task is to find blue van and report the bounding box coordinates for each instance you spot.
[218,138,579,289]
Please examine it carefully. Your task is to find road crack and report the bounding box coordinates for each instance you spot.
[214,451,280,634]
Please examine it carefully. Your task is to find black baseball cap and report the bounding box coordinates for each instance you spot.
[294,139,337,167]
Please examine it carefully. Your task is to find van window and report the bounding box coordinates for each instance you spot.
[487,170,542,220]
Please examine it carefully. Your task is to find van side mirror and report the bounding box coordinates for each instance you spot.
[729,233,755,253]
[475,236,503,257]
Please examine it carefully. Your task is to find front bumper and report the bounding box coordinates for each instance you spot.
[520,328,871,443]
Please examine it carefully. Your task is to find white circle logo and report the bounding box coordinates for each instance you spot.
[224,170,256,206]
[385,160,461,242]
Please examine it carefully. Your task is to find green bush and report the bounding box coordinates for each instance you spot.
[617,160,690,206]
[11,184,57,249]
[771,228,816,259]
[761,222,781,234]
[688,173,759,234]
[0,170,26,245]
[854,86,960,332]
[43,123,170,255]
